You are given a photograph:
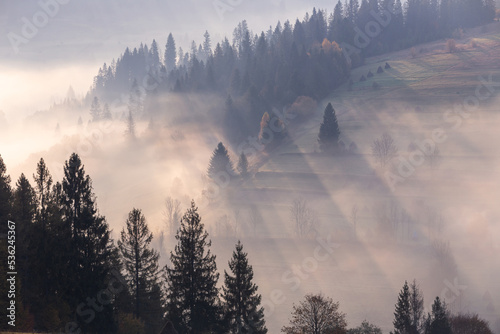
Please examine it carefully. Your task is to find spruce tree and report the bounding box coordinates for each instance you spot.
[207,142,234,180]
[410,280,424,334]
[30,159,62,330]
[393,281,412,334]
[118,208,163,331]
[165,200,222,333]
[237,153,249,179]
[424,297,451,334]
[165,33,177,72]
[150,39,161,70]
[0,154,12,235]
[318,103,340,152]
[222,241,267,334]
[12,174,36,301]
[0,155,11,330]
[61,153,115,332]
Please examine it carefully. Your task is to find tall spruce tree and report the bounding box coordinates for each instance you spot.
[222,241,267,334]
[393,281,412,334]
[61,153,115,332]
[207,142,234,180]
[0,155,11,330]
[318,103,340,152]
[12,174,36,301]
[410,280,424,334]
[30,159,63,330]
[165,33,177,72]
[165,200,223,333]
[118,208,163,332]
[0,154,12,235]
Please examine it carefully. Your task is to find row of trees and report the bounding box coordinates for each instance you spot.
[0,153,267,333]
[280,281,494,333]
[82,0,496,149]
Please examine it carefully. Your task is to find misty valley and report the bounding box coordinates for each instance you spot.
[1,0,500,333]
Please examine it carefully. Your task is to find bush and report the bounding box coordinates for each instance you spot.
[450,314,493,334]
[288,96,318,118]
[367,70,374,78]
[377,66,384,74]
[471,39,478,48]
[360,75,366,82]
[385,62,391,69]
[372,81,380,90]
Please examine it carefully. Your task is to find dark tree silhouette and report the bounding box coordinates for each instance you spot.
[318,103,340,152]
[61,153,116,332]
[393,281,412,334]
[222,241,267,334]
[282,293,347,334]
[165,201,223,333]
[118,208,162,332]
[423,297,452,334]
[207,142,234,180]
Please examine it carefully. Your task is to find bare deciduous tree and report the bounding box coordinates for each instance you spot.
[372,133,398,168]
[374,201,412,241]
[282,294,347,334]
[290,197,317,237]
[163,196,181,235]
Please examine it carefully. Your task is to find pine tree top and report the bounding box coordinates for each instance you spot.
[318,102,340,152]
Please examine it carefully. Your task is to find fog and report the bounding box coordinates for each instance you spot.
[1,1,500,333]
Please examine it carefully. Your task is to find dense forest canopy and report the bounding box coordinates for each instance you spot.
[87,0,495,144]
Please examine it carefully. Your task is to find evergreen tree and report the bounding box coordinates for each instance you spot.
[203,30,212,59]
[237,153,249,179]
[118,208,163,333]
[12,174,36,287]
[222,241,267,334]
[165,33,177,72]
[29,159,64,330]
[318,103,341,152]
[33,158,52,227]
[393,281,412,334]
[61,153,116,332]
[424,297,451,334]
[90,96,102,122]
[12,173,36,230]
[165,201,223,333]
[0,155,11,330]
[0,155,12,234]
[207,142,234,180]
[410,280,424,334]
[150,39,161,70]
